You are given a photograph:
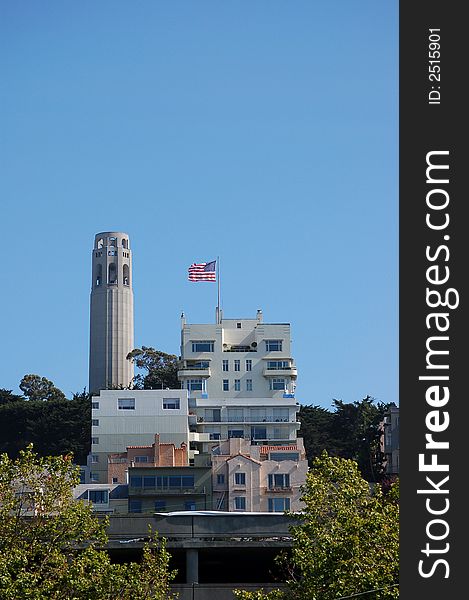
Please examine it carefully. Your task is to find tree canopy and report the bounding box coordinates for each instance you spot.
[0,385,91,463]
[19,374,66,402]
[0,388,25,405]
[0,445,176,599]
[298,396,389,481]
[127,346,180,390]
[236,452,399,600]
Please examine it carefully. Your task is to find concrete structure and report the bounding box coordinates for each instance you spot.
[103,511,295,598]
[89,389,195,483]
[108,434,189,484]
[211,438,308,512]
[127,466,213,513]
[380,403,400,475]
[89,231,134,394]
[179,312,300,447]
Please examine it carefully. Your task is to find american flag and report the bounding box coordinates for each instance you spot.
[188,260,217,281]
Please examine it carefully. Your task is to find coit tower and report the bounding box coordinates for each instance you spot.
[89,231,134,394]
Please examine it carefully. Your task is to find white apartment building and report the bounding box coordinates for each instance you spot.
[178,311,300,447]
[89,389,209,483]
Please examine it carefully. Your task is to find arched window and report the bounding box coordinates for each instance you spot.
[122,239,128,249]
[108,237,117,247]
[96,264,102,287]
[108,263,117,285]
[97,238,104,249]
[123,264,130,286]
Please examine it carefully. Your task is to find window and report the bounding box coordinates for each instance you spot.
[268,473,290,489]
[265,340,283,352]
[112,477,118,484]
[234,472,246,486]
[246,359,252,371]
[223,379,229,391]
[150,475,194,489]
[88,490,108,504]
[237,322,242,328]
[270,378,286,391]
[92,419,99,427]
[273,408,289,421]
[187,379,204,391]
[189,360,209,369]
[234,497,246,510]
[227,408,243,421]
[108,262,117,284]
[217,474,225,485]
[192,341,214,352]
[273,427,284,440]
[251,427,267,440]
[205,408,221,422]
[95,264,102,287]
[123,264,130,286]
[267,360,290,370]
[130,476,143,487]
[155,500,166,511]
[144,476,156,487]
[234,379,240,391]
[91,437,99,445]
[118,398,135,410]
[268,497,290,512]
[181,476,195,488]
[90,454,99,463]
[269,452,299,462]
[92,401,99,409]
[129,500,142,513]
[90,473,99,483]
[246,379,253,391]
[185,501,196,511]
[234,360,240,371]
[135,456,148,463]
[163,398,180,409]
[228,429,244,439]
[222,359,229,372]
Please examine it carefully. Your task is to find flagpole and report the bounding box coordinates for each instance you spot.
[216,256,221,324]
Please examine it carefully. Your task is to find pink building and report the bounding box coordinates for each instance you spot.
[211,438,308,512]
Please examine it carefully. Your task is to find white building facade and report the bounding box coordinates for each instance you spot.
[178,311,300,447]
[89,389,194,483]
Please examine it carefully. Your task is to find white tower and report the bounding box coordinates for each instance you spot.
[89,231,134,394]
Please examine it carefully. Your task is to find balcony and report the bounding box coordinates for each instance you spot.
[264,486,292,493]
[129,486,206,496]
[177,367,211,378]
[197,415,294,424]
[222,345,257,353]
[263,366,297,378]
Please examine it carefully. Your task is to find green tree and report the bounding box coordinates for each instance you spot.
[0,388,25,405]
[297,404,334,465]
[19,374,66,402]
[0,387,91,463]
[127,346,180,390]
[0,445,177,599]
[329,396,388,481]
[235,453,399,600]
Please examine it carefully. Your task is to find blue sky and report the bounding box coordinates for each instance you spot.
[0,1,398,410]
